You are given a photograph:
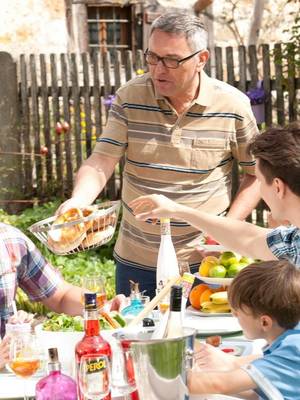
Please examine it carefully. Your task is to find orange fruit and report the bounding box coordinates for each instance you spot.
[213,286,227,293]
[200,288,214,305]
[189,284,209,310]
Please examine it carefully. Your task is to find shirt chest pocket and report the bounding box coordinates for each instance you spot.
[190,138,231,171]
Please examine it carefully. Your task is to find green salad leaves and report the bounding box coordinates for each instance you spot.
[42,312,125,332]
[43,313,84,332]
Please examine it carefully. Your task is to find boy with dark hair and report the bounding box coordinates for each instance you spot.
[129,123,300,266]
[188,260,300,399]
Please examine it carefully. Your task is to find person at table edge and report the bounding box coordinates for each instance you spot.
[0,222,126,341]
[189,260,300,400]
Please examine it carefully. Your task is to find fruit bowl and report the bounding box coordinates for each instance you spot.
[197,252,254,283]
[28,200,120,255]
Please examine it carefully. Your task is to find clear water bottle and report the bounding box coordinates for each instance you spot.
[156,218,179,291]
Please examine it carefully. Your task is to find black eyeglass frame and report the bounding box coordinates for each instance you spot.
[144,49,202,69]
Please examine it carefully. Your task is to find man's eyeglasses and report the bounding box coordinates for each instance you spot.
[144,49,202,69]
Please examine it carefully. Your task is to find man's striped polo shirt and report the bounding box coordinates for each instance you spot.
[93,71,258,270]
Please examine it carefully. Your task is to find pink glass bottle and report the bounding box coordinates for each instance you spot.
[35,348,77,400]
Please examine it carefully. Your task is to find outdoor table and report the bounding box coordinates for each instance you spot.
[0,313,265,400]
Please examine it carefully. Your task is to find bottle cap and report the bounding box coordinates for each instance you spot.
[170,285,182,311]
[48,347,61,372]
[84,292,97,309]
[48,348,59,363]
[160,218,171,235]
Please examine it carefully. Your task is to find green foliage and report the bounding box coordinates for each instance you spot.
[43,313,84,332]
[276,12,300,72]
[0,202,117,315]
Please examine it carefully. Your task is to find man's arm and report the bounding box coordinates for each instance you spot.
[58,153,119,213]
[227,173,261,220]
[129,194,276,260]
[188,367,257,395]
[176,207,275,260]
[40,281,84,316]
[40,281,128,316]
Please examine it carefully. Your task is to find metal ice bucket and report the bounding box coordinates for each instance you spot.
[114,328,195,400]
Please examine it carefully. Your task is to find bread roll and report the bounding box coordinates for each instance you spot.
[92,211,117,231]
[81,225,114,249]
[47,233,85,254]
[81,206,96,231]
[47,208,86,253]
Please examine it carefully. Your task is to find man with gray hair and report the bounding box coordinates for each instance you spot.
[58,12,260,298]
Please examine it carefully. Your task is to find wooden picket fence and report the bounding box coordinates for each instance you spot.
[0,43,299,222]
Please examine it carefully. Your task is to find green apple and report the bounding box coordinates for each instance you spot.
[219,251,239,268]
[239,256,254,265]
[227,262,248,278]
[208,265,227,278]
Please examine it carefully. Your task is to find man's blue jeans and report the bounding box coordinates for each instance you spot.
[115,258,198,299]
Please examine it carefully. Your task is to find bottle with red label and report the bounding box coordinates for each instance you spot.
[75,292,112,400]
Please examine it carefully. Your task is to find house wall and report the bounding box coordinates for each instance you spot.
[1,0,298,60]
[0,0,69,59]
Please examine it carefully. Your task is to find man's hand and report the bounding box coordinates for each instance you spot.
[55,197,87,216]
[0,336,11,369]
[8,310,34,324]
[195,245,221,259]
[103,294,128,313]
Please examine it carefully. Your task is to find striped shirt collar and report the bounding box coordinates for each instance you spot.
[150,70,213,108]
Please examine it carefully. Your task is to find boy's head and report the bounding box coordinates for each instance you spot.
[248,123,300,197]
[228,260,300,335]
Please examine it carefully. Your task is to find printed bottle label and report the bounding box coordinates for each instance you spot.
[78,356,110,398]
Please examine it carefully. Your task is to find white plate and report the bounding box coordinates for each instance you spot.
[187,305,231,317]
[195,273,233,286]
[183,315,242,336]
[197,244,227,252]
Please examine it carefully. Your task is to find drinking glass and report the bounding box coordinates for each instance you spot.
[79,354,111,400]
[7,333,41,400]
[82,275,107,309]
[178,260,191,275]
[155,288,170,316]
[111,341,136,399]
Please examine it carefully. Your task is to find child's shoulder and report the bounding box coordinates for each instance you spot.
[280,329,300,347]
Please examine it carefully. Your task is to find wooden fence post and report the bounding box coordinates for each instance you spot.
[0,52,23,213]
